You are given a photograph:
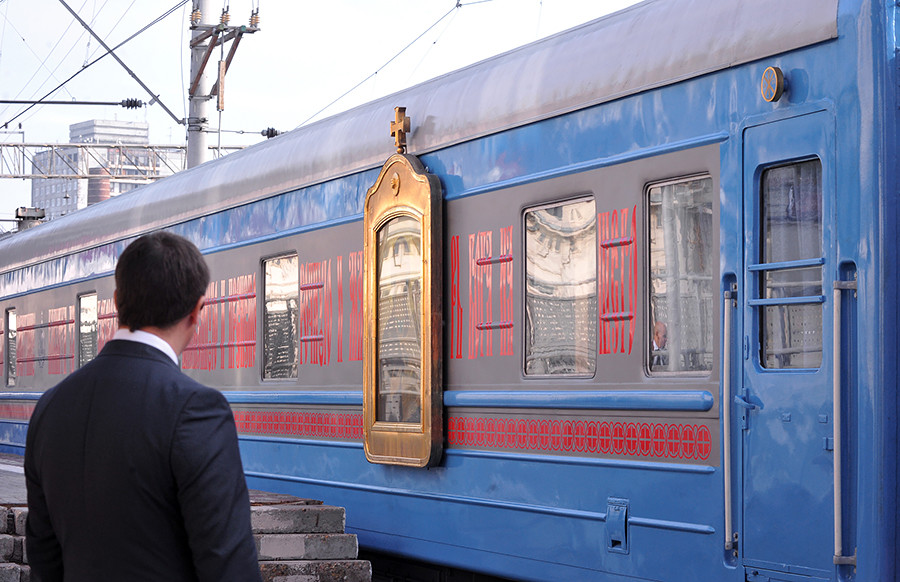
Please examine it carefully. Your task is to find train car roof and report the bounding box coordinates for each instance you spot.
[0,0,837,271]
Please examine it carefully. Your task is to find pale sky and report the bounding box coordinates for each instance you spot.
[0,0,641,229]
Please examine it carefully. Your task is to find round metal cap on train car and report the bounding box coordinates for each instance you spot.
[761,66,785,102]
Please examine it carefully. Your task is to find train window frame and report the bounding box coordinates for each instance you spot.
[363,153,442,468]
[5,309,15,388]
[78,292,99,367]
[261,252,299,381]
[522,195,598,378]
[755,158,824,370]
[645,174,715,377]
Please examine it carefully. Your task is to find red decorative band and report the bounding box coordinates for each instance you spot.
[232,410,363,440]
[0,403,35,422]
[0,404,364,441]
[447,417,712,461]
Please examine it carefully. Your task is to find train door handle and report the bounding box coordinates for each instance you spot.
[733,394,758,410]
[722,288,736,552]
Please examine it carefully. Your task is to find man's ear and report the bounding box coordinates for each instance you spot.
[187,296,205,327]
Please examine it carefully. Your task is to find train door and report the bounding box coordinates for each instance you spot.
[739,111,836,581]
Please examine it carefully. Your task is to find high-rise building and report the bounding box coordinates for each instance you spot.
[31,120,185,220]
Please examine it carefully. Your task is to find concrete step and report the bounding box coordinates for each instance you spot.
[0,563,28,582]
[259,560,372,582]
[0,535,22,564]
[252,504,346,534]
[256,532,359,561]
[0,491,372,582]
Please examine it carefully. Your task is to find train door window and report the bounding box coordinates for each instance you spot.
[524,197,597,376]
[262,254,299,379]
[758,160,823,369]
[78,293,98,366]
[5,310,15,387]
[647,176,714,373]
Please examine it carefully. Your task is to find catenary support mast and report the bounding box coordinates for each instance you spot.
[187,0,214,168]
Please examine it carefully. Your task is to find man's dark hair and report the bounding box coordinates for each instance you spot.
[115,232,210,331]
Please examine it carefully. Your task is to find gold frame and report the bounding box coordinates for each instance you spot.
[363,153,442,467]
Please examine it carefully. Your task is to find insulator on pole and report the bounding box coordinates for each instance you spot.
[260,127,280,138]
[120,98,143,109]
[221,8,230,25]
[191,9,202,24]
[250,9,259,27]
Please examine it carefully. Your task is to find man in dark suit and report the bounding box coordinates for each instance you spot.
[25,232,261,582]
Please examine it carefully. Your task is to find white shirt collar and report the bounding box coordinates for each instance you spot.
[113,328,180,366]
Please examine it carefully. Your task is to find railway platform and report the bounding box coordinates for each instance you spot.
[0,453,371,582]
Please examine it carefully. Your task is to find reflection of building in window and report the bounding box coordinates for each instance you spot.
[524,198,597,375]
[760,160,823,369]
[376,215,423,423]
[648,177,714,373]
[5,310,15,387]
[263,255,299,379]
[79,294,98,367]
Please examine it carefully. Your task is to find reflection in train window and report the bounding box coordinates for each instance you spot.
[263,254,299,379]
[78,293,98,366]
[760,160,823,369]
[376,215,422,423]
[648,176,714,373]
[5,310,15,387]
[524,198,597,375]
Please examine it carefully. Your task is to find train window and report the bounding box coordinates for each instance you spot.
[262,254,299,379]
[78,294,98,366]
[759,160,823,369]
[648,176,714,373]
[524,198,597,375]
[375,215,423,423]
[5,310,15,387]
[363,152,442,467]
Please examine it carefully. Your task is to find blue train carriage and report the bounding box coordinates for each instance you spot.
[0,0,895,579]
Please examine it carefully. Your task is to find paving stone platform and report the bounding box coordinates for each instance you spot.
[0,455,371,582]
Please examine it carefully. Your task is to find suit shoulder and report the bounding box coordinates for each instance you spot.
[31,360,95,415]
[169,375,229,411]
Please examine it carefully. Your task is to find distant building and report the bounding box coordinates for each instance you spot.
[31,120,185,220]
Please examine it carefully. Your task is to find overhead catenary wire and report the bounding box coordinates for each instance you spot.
[296,0,493,128]
[56,0,183,125]
[0,2,81,111]
[0,98,143,107]
[81,0,94,66]
[1,0,135,127]
[406,6,461,85]
[12,0,108,116]
[0,0,8,71]
[0,0,189,130]
[3,0,185,127]
[83,0,136,64]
